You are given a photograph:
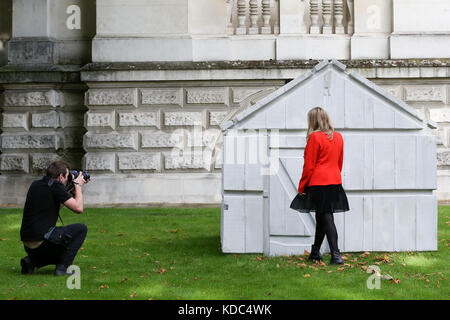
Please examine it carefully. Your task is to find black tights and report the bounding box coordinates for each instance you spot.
[313,212,339,252]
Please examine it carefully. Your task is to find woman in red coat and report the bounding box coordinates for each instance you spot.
[290,107,349,265]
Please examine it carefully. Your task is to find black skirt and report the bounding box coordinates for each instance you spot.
[290,184,350,214]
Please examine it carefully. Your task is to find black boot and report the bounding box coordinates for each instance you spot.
[308,245,323,261]
[20,256,36,275]
[330,250,344,265]
[54,264,74,276]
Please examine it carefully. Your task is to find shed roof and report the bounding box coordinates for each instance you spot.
[220,59,437,131]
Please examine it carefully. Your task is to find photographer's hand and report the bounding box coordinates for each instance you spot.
[64,171,85,214]
[74,171,86,187]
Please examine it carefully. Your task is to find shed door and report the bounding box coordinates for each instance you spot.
[268,134,315,236]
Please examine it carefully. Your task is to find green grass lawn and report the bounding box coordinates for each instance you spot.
[0,206,448,300]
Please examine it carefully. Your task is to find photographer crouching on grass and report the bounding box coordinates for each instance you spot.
[19,160,89,276]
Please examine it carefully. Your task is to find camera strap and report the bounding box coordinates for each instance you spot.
[47,178,64,226]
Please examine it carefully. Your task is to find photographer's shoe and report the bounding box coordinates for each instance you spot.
[20,256,36,275]
[307,245,323,261]
[54,265,74,276]
[330,250,344,265]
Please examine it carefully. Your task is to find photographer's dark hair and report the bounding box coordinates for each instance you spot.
[46,161,71,179]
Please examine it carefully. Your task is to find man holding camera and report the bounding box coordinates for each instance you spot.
[20,161,89,276]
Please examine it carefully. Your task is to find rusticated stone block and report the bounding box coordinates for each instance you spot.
[61,112,85,128]
[64,130,85,149]
[32,111,60,128]
[164,112,203,126]
[437,150,450,166]
[141,88,181,106]
[2,134,62,149]
[214,147,223,169]
[119,112,158,127]
[84,133,138,150]
[0,154,29,172]
[4,90,60,107]
[118,153,161,171]
[186,88,227,105]
[186,128,221,148]
[164,150,212,170]
[86,88,137,107]
[380,85,403,100]
[209,111,229,126]
[232,87,267,103]
[84,153,115,172]
[141,131,184,148]
[404,86,446,103]
[31,153,61,171]
[86,111,115,128]
[429,108,450,123]
[2,113,29,130]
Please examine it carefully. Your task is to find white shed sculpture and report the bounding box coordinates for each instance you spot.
[220,60,438,256]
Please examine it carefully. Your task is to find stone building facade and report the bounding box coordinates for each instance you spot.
[1,0,449,206]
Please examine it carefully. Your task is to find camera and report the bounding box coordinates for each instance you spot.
[66,170,90,196]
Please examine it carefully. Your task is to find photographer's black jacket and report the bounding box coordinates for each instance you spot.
[20,176,72,241]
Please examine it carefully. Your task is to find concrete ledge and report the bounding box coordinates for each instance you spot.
[80,59,450,82]
[391,34,450,59]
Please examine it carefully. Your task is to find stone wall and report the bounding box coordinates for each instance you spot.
[0,73,86,204]
[1,60,450,205]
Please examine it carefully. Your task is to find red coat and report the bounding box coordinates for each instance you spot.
[298,131,343,194]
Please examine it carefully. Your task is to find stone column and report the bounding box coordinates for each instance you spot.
[391,0,450,58]
[350,0,392,59]
[0,0,94,205]
[8,0,95,65]
[279,0,309,34]
[0,0,12,67]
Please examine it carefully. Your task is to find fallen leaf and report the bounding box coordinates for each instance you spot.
[120,278,128,283]
[304,250,310,255]
[393,278,400,284]
[303,274,311,278]
[360,252,371,259]
[100,230,105,233]
[130,292,136,298]
[99,284,109,290]
[154,268,166,275]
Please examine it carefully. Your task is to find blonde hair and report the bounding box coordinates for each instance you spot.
[306,107,334,141]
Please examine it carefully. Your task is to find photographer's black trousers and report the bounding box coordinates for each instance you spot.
[24,223,87,269]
